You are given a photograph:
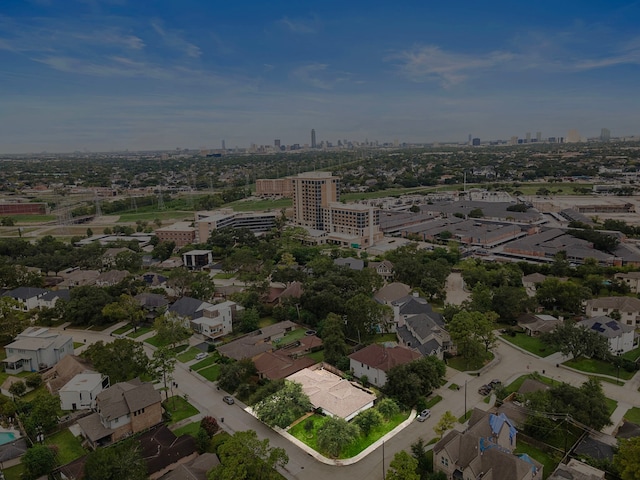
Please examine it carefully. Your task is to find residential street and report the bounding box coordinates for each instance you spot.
[55,323,640,480]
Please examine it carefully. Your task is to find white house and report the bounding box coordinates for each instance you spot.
[576,316,636,354]
[348,344,421,387]
[584,296,640,327]
[3,327,74,373]
[614,272,640,294]
[191,301,238,341]
[59,373,109,411]
[2,287,48,311]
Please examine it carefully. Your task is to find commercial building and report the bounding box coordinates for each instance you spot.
[195,209,277,242]
[255,178,293,198]
[155,221,196,247]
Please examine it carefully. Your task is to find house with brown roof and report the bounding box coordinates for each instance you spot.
[348,344,421,387]
[374,282,411,305]
[44,355,96,394]
[217,320,298,360]
[76,379,162,447]
[434,408,543,480]
[517,313,562,337]
[584,296,640,327]
[522,273,547,297]
[95,270,129,287]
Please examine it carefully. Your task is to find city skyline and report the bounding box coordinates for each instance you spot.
[1,1,640,153]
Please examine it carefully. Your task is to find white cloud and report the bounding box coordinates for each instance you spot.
[291,63,353,90]
[278,16,318,34]
[151,19,201,58]
[389,45,517,87]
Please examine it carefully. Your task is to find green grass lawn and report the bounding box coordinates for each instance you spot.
[163,396,199,424]
[214,272,235,279]
[273,328,307,346]
[514,441,559,480]
[624,406,640,424]
[258,316,278,328]
[127,325,153,338]
[176,347,201,363]
[458,411,473,423]
[145,335,172,348]
[172,421,201,437]
[605,398,618,416]
[87,323,113,331]
[305,350,324,362]
[447,352,494,372]
[2,463,24,480]
[373,333,398,343]
[198,364,221,382]
[10,214,57,223]
[112,323,132,335]
[45,429,87,464]
[622,345,640,362]
[289,411,410,459]
[191,356,218,370]
[501,333,555,357]
[117,210,194,223]
[503,374,560,396]
[448,384,459,390]
[564,357,634,380]
[73,342,84,349]
[425,395,443,408]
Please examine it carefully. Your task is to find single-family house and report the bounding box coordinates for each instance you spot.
[374,282,411,306]
[349,344,421,387]
[138,425,198,480]
[217,320,298,360]
[159,453,220,480]
[43,354,96,394]
[59,372,110,411]
[584,296,640,327]
[522,273,547,297]
[548,459,605,480]
[3,327,73,373]
[517,314,562,336]
[577,316,636,354]
[1,287,48,311]
[434,408,543,480]
[334,257,364,271]
[102,247,135,268]
[182,250,213,270]
[368,260,394,283]
[58,269,100,289]
[95,270,129,287]
[168,297,239,341]
[77,379,162,447]
[614,272,640,294]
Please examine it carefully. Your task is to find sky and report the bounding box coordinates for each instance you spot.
[1,0,640,153]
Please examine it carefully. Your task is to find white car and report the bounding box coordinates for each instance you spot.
[195,352,207,360]
[416,409,431,422]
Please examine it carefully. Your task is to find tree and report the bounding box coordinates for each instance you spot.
[22,445,57,480]
[64,285,114,326]
[345,293,392,340]
[468,208,484,218]
[25,373,42,390]
[211,430,288,480]
[238,307,260,333]
[353,408,383,436]
[152,347,177,402]
[218,359,257,394]
[535,278,591,315]
[316,417,360,458]
[376,398,400,420]
[386,450,420,480]
[152,240,175,261]
[384,357,446,407]
[189,271,217,301]
[0,297,28,344]
[8,380,26,398]
[321,313,349,368]
[102,294,145,330]
[22,392,60,436]
[154,312,192,348]
[434,411,457,438]
[114,250,142,272]
[82,339,150,383]
[196,428,211,454]
[542,321,610,360]
[84,439,147,480]
[253,381,312,428]
[411,437,433,480]
[447,311,497,366]
[200,416,219,437]
[615,436,640,480]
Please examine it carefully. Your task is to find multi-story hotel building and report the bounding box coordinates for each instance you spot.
[255,178,294,198]
[195,209,277,242]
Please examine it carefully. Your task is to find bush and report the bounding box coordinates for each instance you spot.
[200,416,219,437]
[25,374,43,390]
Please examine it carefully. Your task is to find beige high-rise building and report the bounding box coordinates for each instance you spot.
[567,129,581,143]
[290,171,340,230]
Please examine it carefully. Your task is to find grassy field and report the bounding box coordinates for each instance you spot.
[2,464,24,480]
[564,357,635,380]
[117,210,194,223]
[198,364,221,382]
[191,356,218,370]
[172,421,201,437]
[145,335,171,348]
[176,347,201,363]
[273,328,307,346]
[605,398,618,415]
[8,214,57,223]
[503,374,560,395]
[305,350,324,362]
[447,352,494,372]
[501,333,555,357]
[45,429,87,464]
[624,406,640,424]
[164,396,199,423]
[213,272,235,279]
[127,325,153,338]
[425,395,443,408]
[227,198,291,212]
[112,323,132,335]
[622,346,640,362]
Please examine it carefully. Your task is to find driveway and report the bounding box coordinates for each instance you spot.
[445,272,470,305]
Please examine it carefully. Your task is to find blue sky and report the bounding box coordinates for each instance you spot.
[1,0,640,152]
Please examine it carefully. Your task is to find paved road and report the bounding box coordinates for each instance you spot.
[56,324,640,480]
[445,272,470,305]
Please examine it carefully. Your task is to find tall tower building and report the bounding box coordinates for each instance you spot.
[274,139,281,148]
[311,129,317,149]
[600,128,611,142]
[526,132,531,143]
[290,171,339,230]
[536,132,542,142]
[567,129,581,143]
[221,139,226,151]
[468,134,472,145]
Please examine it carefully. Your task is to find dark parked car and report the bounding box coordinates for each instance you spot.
[223,396,235,405]
[478,385,492,396]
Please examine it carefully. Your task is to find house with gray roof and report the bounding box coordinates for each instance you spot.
[217,320,297,360]
[577,316,636,354]
[584,296,640,327]
[168,297,238,340]
[334,256,364,271]
[614,271,640,293]
[3,327,73,373]
[2,287,48,311]
[434,408,543,480]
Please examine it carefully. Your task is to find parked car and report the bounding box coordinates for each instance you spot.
[416,409,431,422]
[478,385,492,396]
[223,396,235,405]
[489,379,501,388]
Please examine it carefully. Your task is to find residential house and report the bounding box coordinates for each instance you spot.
[182,250,213,270]
[434,408,543,480]
[614,271,640,294]
[168,297,239,341]
[334,257,364,271]
[576,316,636,354]
[138,425,197,480]
[102,247,134,268]
[517,314,562,337]
[43,354,97,394]
[287,366,376,421]
[349,344,421,387]
[59,372,110,411]
[254,334,322,380]
[77,379,162,447]
[368,260,394,283]
[394,294,453,358]
[548,459,605,480]
[95,270,129,287]
[217,320,298,360]
[58,269,100,289]
[522,273,547,297]
[38,290,69,309]
[3,327,73,373]
[159,453,220,480]
[135,292,169,321]
[584,296,640,327]
[1,287,48,311]
[374,282,411,306]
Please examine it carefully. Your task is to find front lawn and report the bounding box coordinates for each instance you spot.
[501,333,555,357]
[163,395,199,424]
[45,429,86,464]
[213,272,235,279]
[2,464,24,480]
[289,410,410,459]
[73,342,84,349]
[425,395,443,409]
[127,325,153,338]
[624,406,640,424]
[176,347,201,363]
[564,357,634,380]
[112,323,132,335]
[172,421,201,437]
[503,374,560,396]
[605,398,618,416]
[622,345,640,362]
[145,335,173,348]
[305,350,324,363]
[514,441,559,480]
[447,352,494,372]
[191,356,218,370]
[198,364,221,382]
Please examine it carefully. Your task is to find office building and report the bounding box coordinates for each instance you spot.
[311,129,317,149]
[195,209,277,242]
[536,131,542,142]
[567,129,581,143]
[525,132,531,143]
[274,139,281,148]
[290,171,383,248]
[472,138,481,146]
[255,178,293,198]
[221,139,225,150]
[600,128,611,142]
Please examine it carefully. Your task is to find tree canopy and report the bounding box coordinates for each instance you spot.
[541,321,610,360]
[82,339,150,383]
[384,356,446,407]
[253,381,312,428]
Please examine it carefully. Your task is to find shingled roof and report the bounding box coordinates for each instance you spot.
[348,344,420,372]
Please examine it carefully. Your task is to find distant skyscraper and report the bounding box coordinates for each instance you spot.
[536,131,542,142]
[472,138,481,146]
[222,139,226,150]
[526,132,531,143]
[311,129,317,149]
[274,139,281,148]
[510,136,518,145]
[600,128,611,142]
[468,134,472,145]
[567,129,581,143]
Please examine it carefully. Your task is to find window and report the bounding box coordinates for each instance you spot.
[441,456,449,467]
